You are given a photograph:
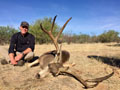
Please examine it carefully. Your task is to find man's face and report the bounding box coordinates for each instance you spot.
[20,26,28,35]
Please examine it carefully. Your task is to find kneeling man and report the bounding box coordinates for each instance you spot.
[8,21,35,66]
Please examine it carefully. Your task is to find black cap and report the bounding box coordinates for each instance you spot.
[20,21,29,27]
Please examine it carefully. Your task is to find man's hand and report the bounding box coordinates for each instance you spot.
[15,53,23,62]
[9,53,18,65]
[11,59,17,65]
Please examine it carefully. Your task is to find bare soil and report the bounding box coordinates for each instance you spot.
[0,43,120,90]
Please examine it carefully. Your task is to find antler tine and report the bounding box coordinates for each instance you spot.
[55,17,72,41]
[40,23,59,51]
[40,23,49,35]
[40,23,53,39]
[51,15,57,32]
[85,71,114,83]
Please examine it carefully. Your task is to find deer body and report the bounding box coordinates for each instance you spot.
[29,50,70,78]
[28,50,70,69]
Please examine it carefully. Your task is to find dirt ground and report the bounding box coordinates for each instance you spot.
[0,43,120,90]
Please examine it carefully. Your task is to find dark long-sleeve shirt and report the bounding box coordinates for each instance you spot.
[8,32,35,54]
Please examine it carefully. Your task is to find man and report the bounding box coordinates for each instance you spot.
[8,21,35,66]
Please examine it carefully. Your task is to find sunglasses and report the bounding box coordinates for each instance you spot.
[22,26,28,29]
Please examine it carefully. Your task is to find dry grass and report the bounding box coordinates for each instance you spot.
[0,43,120,90]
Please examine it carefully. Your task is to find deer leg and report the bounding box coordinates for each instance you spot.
[63,62,76,68]
[28,59,39,67]
[36,66,50,79]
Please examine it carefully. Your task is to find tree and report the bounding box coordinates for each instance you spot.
[98,30,119,43]
[29,17,60,44]
[0,26,18,44]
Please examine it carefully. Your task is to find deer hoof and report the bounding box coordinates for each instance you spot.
[35,73,40,79]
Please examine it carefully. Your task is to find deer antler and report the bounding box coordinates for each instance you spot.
[48,63,114,89]
[59,69,114,89]
[40,15,72,51]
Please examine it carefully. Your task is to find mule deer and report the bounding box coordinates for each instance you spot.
[28,15,114,88]
[28,15,72,76]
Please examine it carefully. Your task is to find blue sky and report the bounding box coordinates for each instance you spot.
[0,0,120,35]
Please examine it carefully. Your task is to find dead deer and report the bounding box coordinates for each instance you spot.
[28,15,114,89]
[28,15,72,77]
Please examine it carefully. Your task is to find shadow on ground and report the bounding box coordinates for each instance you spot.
[28,56,39,63]
[107,43,120,47]
[87,55,120,68]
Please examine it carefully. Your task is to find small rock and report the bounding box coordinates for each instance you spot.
[0,59,8,65]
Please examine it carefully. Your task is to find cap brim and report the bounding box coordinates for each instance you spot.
[21,25,29,27]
